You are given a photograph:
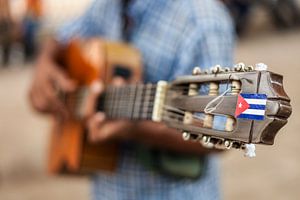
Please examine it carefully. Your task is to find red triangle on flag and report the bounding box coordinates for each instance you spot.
[235,94,250,117]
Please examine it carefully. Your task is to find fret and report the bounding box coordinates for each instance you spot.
[132,85,143,120]
[126,85,136,119]
[98,84,158,121]
[130,85,138,120]
[118,87,123,118]
[108,87,113,118]
[142,84,152,120]
[122,86,130,118]
[105,86,114,118]
[121,86,128,118]
[111,87,118,118]
[149,85,156,119]
[116,87,122,118]
[125,86,133,118]
[103,89,109,118]
[138,85,145,120]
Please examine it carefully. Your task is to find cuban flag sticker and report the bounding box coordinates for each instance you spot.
[235,93,267,121]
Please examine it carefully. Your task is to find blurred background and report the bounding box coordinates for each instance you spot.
[0,0,299,199]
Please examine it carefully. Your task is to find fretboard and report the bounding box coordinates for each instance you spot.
[97,84,158,120]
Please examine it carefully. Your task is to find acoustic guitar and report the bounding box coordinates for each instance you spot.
[48,38,292,175]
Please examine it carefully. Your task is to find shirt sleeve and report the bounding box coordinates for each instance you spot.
[56,0,122,43]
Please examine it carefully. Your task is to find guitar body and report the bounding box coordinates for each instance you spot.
[48,38,142,174]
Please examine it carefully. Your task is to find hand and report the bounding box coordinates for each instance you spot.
[85,79,220,155]
[86,78,135,143]
[28,42,77,118]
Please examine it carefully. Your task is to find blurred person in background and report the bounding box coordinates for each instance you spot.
[0,0,13,66]
[22,0,43,61]
[29,0,234,199]
[224,0,300,36]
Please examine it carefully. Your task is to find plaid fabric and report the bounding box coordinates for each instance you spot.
[58,0,235,199]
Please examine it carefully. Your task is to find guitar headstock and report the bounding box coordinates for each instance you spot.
[163,63,292,157]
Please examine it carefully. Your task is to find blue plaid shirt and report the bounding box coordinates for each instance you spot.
[58,0,234,199]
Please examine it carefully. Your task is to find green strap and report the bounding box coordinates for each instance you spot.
[136,145,206,179]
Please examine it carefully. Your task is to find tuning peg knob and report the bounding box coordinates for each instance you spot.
[224,140,233,149]
[255,63,268,71]
[201,135,210,144]
[246,65,254,71]
[211,65,222,74]
[182,132,191,141]
[234,62,246,71]
[192,66,201,75]
[244,143,256,158]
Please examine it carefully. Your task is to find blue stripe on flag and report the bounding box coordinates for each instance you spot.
[241,93,267,99]
[248,104,266,110]
[238,114,265,120]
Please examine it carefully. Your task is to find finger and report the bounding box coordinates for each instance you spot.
[32,75,66,116]
[97,121,129,141]
[90,120,131,142]
[84,81,104,117]
[42,81,68,118]
[51,65,77,92]
[111,76,126,86]
[88,112,106,142]
[29,84,50,113]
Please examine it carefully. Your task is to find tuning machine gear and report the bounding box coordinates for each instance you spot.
[182,131,191,141]
[211,65,222,74]
[234,62,246,71]
[246,65,254,71]
[255,63,268,71]
[244,143,256,157]
[192,66,202,75]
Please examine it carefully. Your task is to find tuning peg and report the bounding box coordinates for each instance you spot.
[182,132,191,141]
[234,62,246,71]
[255,63,268,71]
[211,65,222,74]
[201,135,210,145]
[201,135,214,148]
[192,66,201,75]
[244,143,256,158]
[246,65,254,71]
[224,140,233,149]
[213,139,225,149]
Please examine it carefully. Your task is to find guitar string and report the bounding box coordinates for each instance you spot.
[68,91,237,113]
[104,84,156,119]
[66,83,233,120]
[67,83,236,104]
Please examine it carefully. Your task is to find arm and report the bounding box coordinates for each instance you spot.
[29,0,106,116]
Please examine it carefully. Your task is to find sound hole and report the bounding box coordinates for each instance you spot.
[113,65,132,80]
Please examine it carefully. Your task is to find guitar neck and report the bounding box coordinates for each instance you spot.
[97,81,168,121]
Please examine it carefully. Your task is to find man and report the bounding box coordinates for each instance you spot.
[22,0,43,60]
[29,0,234,199]
[0,0,13,66]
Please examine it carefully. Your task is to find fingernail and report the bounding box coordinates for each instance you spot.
[95,112,105,121]
[91,81,103,93]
